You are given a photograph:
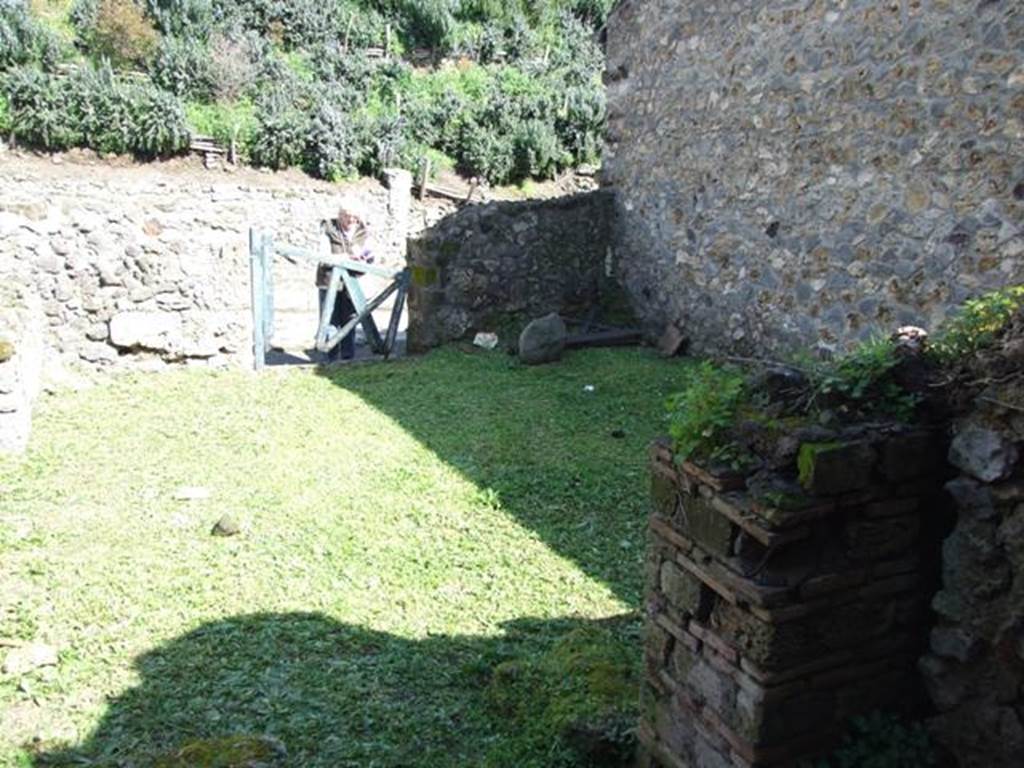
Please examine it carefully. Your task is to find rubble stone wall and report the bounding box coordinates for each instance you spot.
[921,413,1024,767]
[406,191,618,350]
[603,0,1024,353]
[641,426,948,767]
[0,167,422,383]
[0,161,426,452]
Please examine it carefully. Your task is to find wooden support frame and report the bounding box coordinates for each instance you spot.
[249,230,408,369]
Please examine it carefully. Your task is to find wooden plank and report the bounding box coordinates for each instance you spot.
[274,244,401,280]
[318,280,400,354]
[383,273,408,359]
[339,268,384,353]
[564,328,642,348]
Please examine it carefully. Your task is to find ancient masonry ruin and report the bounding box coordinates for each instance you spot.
[641,427,947,767]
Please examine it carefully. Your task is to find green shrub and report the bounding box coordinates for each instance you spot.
[806,338,919,421]
[89,0,161,68]
[3,65,75,148]
[0,0,64,71]
[145,0,213,38]
[67,62,136,152]
[666,362,748,466]
[3,62,189,155]
[249,87,307,169]
[150,35,213,97]
[930,285,1024,362]
[130,83,189,154]
[207,29,260,101]
[304,97,361,180]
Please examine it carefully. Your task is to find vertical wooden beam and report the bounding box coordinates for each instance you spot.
[249,228,266,371]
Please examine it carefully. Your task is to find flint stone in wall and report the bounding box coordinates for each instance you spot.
[949,426,1020,483]
[109,311,183,353]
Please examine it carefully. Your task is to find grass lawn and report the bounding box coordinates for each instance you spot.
[0,346,691,767]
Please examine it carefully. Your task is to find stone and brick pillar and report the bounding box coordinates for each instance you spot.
[639,428,947,767]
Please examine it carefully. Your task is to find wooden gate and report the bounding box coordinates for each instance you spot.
[249,228,409,371]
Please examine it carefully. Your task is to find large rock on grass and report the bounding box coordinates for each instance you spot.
[518,313,567,365]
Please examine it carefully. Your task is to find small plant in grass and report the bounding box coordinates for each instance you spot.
[665,361,748,467]
[929,284,1024,363]
[810,711,936,768]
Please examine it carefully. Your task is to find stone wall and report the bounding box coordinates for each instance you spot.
[0,157,434,452]
[0,162,426,385]
[920,412,1024,766]
[406,191,618,350]
[604,0,1024,353]
[640,424,948,766]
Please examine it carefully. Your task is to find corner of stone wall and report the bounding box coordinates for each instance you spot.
[406,190,621,352]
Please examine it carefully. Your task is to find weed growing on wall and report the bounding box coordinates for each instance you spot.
[930,284,1024,363]
[665,362,747,466]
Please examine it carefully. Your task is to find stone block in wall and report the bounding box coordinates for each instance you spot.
[797,441,877,496]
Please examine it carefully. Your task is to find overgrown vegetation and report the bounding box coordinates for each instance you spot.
[0,0,610,182]
[929,284,1024,363]
[665,361,747,466]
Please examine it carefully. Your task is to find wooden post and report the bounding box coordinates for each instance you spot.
[385,23,391,59]
[249,228,266,371]
[418,157,431,201]
[343,14,353,53]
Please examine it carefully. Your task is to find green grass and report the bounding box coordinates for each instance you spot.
[0,346,691,767]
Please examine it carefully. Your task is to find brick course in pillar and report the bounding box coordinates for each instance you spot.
[639,428,946,767]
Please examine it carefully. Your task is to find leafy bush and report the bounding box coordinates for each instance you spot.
[0,0,64,71]
[304,97,361,180]
[930,285,1024,362]
[90,0,161,68]
[815,712,936,768]
[249,87,307,169]
[805,338,919,421]
[207,29,259,100]
[666,362,747,465]
[145,0,213,38]
[3,62,190,155]
[3,65,72,148]
[151,35,213,97]
[131,83,190,154]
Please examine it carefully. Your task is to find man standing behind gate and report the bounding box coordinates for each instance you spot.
[317,206,373,361]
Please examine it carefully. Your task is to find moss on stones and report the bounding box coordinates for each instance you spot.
[797,442,845,489]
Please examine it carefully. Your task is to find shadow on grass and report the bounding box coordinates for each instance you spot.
[312,346,686,606]
[34,611,639,768]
